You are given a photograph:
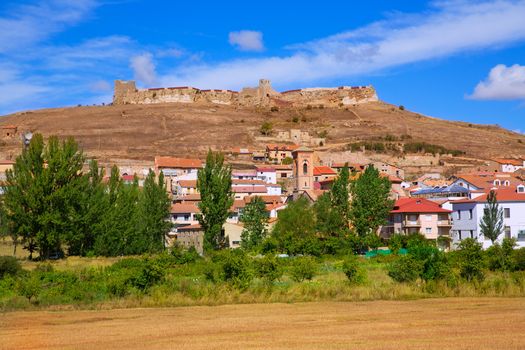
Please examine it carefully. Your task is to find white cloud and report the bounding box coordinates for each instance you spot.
[162,1,525,90]
[130,53,157,86]
[228,30,264,52]
[469,64,525,100]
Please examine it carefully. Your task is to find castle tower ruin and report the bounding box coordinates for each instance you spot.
[113,80,137,105]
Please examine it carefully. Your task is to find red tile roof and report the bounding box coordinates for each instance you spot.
[233,185,267,193]
[171,203,200,214]
[232,179,267,185]
[313,166,337,176]
[494,158,524,166]
[178,180,197,188]
[256,167,276,172]
[0,125,17,129]
[453,187,525,203]
[175,193,201,202]
[390,198,451,213]
[0,160,15,165]
[265,144,299,152]
[155,156,202,169]
[177,223,202,231]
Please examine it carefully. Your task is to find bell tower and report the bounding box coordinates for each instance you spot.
[292,146,314,192]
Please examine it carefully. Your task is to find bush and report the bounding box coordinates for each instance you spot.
[457,238,485,282]
[388,256,422,283]
[17,275,42,303]
[342,256,365,284]
[270,106,279,112]
[292,116,299,123]
[290,257,317,282]
[256,255,282,283]
[409,244,449,281]
[513,248,525,271]
[130,259,165,291]
[206,250,253,289]
[171,245,201,265]
[260,121,273,136]
[0,256,22,278]
[388,234,406,254]
[399,105,405,110]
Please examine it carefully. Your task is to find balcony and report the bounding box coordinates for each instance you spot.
[403,220,421,227]
[437,220,452,227]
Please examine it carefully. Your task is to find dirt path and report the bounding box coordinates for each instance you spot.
[1,298,525,349]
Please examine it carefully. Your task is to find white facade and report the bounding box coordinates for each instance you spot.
[256,170,277,184]
[452,200,525,249]
[266,184,282,195]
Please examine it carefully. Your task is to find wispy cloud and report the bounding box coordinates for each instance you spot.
[130,52,157,86]
[228,30,264,52]
[469,64,525,100]
[161,1,525,89]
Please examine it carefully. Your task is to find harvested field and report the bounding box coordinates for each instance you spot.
[2,298,525,349]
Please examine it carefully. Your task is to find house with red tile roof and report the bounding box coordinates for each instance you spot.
[493,158,525,173]
[265,144,299,164]
[154,156,202,177]
[451,185,525,249]
[381,198,452,248]
[313,166,337,182]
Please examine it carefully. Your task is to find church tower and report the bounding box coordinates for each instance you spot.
[292,146,314,192]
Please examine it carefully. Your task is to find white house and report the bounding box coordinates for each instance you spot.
[256,167,277,184]
[494,158,525,173]
[451,185,525,249]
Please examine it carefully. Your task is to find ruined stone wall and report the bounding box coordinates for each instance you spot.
[113,79,378,107]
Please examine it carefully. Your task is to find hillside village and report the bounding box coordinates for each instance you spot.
[1,78,525,255]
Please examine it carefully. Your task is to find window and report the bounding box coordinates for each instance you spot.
[504,226,511,239]
[504,180,510,186]
[457,210,461,220]
[282,173,287,178]
[504,208,510,218]
[494,180,501,186]
[470,230,474,239]
[303,162,308,175]
[518,230,525,242]
[425,215,432,221]
[468,209,473,220]
[184,214,190,221]
[425,228,432,235]
[458,231,462,240]
[518,185,525,193]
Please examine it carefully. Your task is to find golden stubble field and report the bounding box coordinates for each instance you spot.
[1,298,525,350]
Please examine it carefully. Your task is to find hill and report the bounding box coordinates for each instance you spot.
[1,101,524,169]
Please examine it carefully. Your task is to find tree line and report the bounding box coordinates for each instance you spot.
[0,134,171,259]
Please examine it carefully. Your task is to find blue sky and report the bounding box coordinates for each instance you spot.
[0,0,524,132]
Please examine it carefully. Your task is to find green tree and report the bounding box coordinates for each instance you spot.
[457,238,485,282]
[272,197,317,255]
[480,190,504,244]
[240,196,268,250]
[3,135,85,259]
[349,165,393,237]
[330,164,350,226]
[197,150,234,251]
[314,192,343,237]
[137,170,172,253]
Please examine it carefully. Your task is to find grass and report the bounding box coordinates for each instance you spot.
[2,298,525,349]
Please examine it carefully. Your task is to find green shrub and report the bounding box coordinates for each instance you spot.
[290,257,317,282]
[256,255,282,283]
[270,106,279,112]
[260,121,273,136]
[130,259,165,291]
[388,234,405,254]
[0,256,21,278]
[513,248,525,271]
[342,255,365,284]
[17,275,42,303]
[220,250,253,289]
[409,244,449,281]
[171,245,201,265]
[457,238,485,282]
[292,116,299,123]
[388,256,422,283]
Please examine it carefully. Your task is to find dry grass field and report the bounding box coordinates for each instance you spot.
[2,298,525,349]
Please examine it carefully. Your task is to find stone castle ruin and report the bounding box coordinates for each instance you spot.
[113,79,378,108]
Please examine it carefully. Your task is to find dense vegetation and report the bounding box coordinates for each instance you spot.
[0,134,171,259]
[1,237,525,311]
[348,139,465,156]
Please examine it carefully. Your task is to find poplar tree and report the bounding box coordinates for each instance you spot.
[349,165,393,237]
[240,196,268,250]
[197,150,234,250]
[480,190,504,244]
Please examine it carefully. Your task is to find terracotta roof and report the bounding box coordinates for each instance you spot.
[178,180,197,188]
[313,166,337,176]
[175,193,201,201]
[380,173,403,183]
[232,169,257,176]
[155,156,202,169]
[0,160,15,165]
[121,174,136,182]
[273,165,293,170]
[177,223,202,231]
[0,125,17,129]
[233,185,267,193]
[256,167,276,172]
[171,203,200,214]
[265,144,299,152]
[454,173,521,189]
[244,195,284,204]
[453,187,525,203]
[390,198,451,214]
[494,158,524,166]
[331,162,365,170]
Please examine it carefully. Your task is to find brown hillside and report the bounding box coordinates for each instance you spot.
[0,101,524,164]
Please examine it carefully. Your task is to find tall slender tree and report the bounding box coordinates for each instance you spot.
[197,150,234,250]
[480,190,504,244]
[349,165,393,237]
[240,196,268,250]
[330,164,350,226]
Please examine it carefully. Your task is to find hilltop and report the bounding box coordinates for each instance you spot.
[1,101,524,173]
